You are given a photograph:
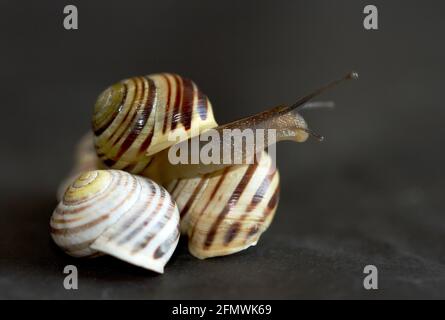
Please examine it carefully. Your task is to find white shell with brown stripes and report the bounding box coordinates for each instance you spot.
[166,151,279,259]
[51,170,180,273]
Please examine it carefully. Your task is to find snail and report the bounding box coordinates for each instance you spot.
[52,72,357,270]
[51,170,180,273]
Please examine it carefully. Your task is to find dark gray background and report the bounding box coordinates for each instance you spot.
[1,0,444,299]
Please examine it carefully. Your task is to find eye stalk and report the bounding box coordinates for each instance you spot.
[215,71,359,144]
[277,71,359,142]
[145,71,359,184]
[286,71,358,113]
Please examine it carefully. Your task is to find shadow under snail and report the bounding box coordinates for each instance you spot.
[50,72,358,273]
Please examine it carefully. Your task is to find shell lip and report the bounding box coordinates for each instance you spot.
[90,241,166,274]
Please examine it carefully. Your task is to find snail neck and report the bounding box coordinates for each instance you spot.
[145,71,358,184]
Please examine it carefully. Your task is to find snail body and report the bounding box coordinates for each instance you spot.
[51,170,180,273]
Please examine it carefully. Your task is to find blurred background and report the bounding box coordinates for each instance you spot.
[1,0,444,299]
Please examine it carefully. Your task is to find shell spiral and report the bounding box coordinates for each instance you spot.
[56,132,102,201]
[92,73,217,176]
[50,170,180,273]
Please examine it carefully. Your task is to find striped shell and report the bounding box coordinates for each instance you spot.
[166,151,279,259]
[93,73,217,176]
[50,170,180,273]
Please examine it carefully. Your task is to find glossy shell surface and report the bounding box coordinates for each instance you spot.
[50,170,180,273]
[93,73,217,175]
[166,152,279,259]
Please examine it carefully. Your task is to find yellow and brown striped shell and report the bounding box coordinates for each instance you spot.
[50,170,180,273]
[92,73,217,177]
[90,73,282,260]
[167,151,279,259]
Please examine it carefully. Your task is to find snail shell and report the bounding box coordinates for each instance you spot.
[93,73,217,176]
[167,151,279,259]
[90,73,286,259]
[50,170,180,273]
